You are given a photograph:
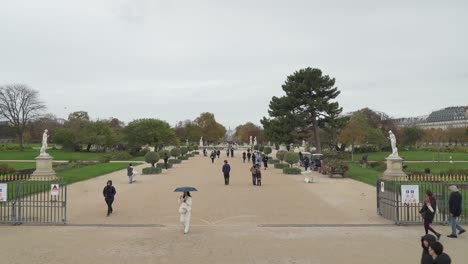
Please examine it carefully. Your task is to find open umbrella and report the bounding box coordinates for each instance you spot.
[174,187,198,192]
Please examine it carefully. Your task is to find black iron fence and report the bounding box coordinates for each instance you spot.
[0,174,67,225]
[377,175,468,224]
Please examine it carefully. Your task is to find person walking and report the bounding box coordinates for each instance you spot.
[178,192,193,234]
[419,190,441,239]
[252,153,256,165]
[210,151,216,163]
[420,234,437,264]
[242,152,246,163]
[222,160,231,185]
[163,153,169,169]
[102,180,116,217]
[226,149,230,157]
[303,156,310,171]
[203,148,207,156]
[262,155,268,170]
[216,149,221,158]
[429,241,451,263]
[256,164,262,186]
[230,147,234,157]
[250,164,258,186]
[247,151,252,162]
[256,153,262,167]
[447,185,466,238]
[127,163,135,183]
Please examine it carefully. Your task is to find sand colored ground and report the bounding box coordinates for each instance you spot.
[1,151,467,263]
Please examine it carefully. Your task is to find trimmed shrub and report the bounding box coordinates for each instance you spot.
[284,152,300,167]
[263,146,272,155]
[276,150,287,162]
[192,151,200,155]
[158,149,170,157]
[268,159,280,165]
[99,154,112,163]
[178,156,189,160]
[156,162,173,169]
[274,163,289,169]
[168,159,182,164]
[111,151,133,160]
[144,152,160,167]
[253,145,260,151]
[180,147,188,156]
[283,167,302,175]
[170,148,181,158]
[259,145,264,152]
[142,167,162,174]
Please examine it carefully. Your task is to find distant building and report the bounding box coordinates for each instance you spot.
[395,106,468,129]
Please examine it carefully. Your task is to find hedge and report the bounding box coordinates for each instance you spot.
[168,159,182,164]
[192,151,200,155]
[142,167,162,174]
[156,163,173,169]
[283,167,302,175]
[178,156,189,160]
[268,159,280,165]
[274,163,289,169]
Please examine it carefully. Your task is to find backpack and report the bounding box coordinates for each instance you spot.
[127,166,133,176]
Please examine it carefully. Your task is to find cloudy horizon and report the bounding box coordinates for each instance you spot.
[1,0,467,129]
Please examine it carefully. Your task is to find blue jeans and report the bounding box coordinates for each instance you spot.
[448,215,464,235]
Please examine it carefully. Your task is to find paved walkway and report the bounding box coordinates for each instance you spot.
[1,152,467,263]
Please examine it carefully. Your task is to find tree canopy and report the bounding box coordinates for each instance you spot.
[194,112,226,143]
[123,119,178,150]
[233,122,264,144]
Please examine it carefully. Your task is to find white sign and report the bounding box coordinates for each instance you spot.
[401,185,419,204]
[51,184,59,196]
[0,183,7,202]
[380,182,385,193]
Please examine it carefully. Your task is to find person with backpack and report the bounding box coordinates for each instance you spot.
[127,163,135,183]
[222,160,231,185]
[102,180,116,217]
[447,185,466,238]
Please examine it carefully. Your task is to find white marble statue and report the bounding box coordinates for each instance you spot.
[249,136,252,146]
[199,137,203,147]
[254,137,257,146]
[388,130,399,157]
[40,129,49,154]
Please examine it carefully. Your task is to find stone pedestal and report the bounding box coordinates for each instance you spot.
[382,156,406,180]
[32,154,57,180]
[279,144,287,151]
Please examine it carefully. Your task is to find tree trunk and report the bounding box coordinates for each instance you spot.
[312,113,321,153]
[18,130,24,152]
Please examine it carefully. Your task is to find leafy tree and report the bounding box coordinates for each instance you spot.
[82,121,117,152]
[174,120,203,143]
[339,112,369,161]
[262,68,342,153]
[284,152,300,167]
[261,116,298,145]
[28,114,63,143]
[170,147,181,158]
[276,150,287,163]
[366,128,387,150]
[194,112,226,143]
[144,152,160,167]
[53,128,76,151]
[0,84,45,150]
[68,111,90,121]
[180,146,188,156]
[233,122,264,144]
[359,108,397,134]
[263,146,272,156]
[123,119,179,150]
[401,126,425,148]
[446,127,467,146]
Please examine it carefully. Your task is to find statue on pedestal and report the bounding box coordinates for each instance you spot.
[40,129,49,155]
[199,137,203,147]
[302,139,306,147]
[254,137,257,146]
[249,136,252,146]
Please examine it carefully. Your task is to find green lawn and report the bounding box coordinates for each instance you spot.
[403,162,468,174]
[0,162,36,170]
[0,149,107,160]
[346,162,381,185]
[365,151,468,161]
[57,163,130,184]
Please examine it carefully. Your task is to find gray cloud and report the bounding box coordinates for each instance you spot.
[1,0,467,129]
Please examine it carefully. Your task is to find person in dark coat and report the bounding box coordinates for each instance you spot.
[303,157,310,171]
[203,148,207,156]
[216,149,221,158]
[247,151,251,162]
[163,153,169,169]
[230,147,234,157]
[420,234,437,264]
[429,241,451,264]
[102,180,116,217]
[242,152,246,163]
[210,151,216,163]
[299,152,303,166]
[222,160,231,185]
[226,149,230,157]
[419,190,441,239]
[447,185,465,238]
[262,155,268,170]
[250,164,259,186]
[252,153,256,165]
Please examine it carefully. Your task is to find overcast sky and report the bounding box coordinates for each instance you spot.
[1,0,467,129]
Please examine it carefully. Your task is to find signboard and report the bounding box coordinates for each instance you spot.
[0,183,7,202]
[380,182,385,193]
[51,184,59,196]
[401,185,419,204]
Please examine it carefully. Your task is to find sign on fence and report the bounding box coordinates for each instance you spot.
[51,184,60,196]
[380,182,385,192]
[0,183,7,202]
[401,185,419,204]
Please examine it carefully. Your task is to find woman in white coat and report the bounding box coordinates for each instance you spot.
[178,191,192,234]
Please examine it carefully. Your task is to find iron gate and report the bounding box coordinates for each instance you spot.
[377,176,468,225]
[0,175,67,225]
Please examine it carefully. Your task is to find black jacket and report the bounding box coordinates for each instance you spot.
[420,196,437,222]
[449,191,462,217]
[103,186,116,199]
[420,234,436,264]
[433,253,451,264]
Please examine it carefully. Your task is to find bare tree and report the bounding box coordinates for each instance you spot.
[0,84,45,151]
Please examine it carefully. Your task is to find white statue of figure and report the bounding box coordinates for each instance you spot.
[199,137,203,147]
[254,137,257,146]
[40,129,49,154]
[388,130,398,157]
[249,136,252,145]
[302,139,306,147]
